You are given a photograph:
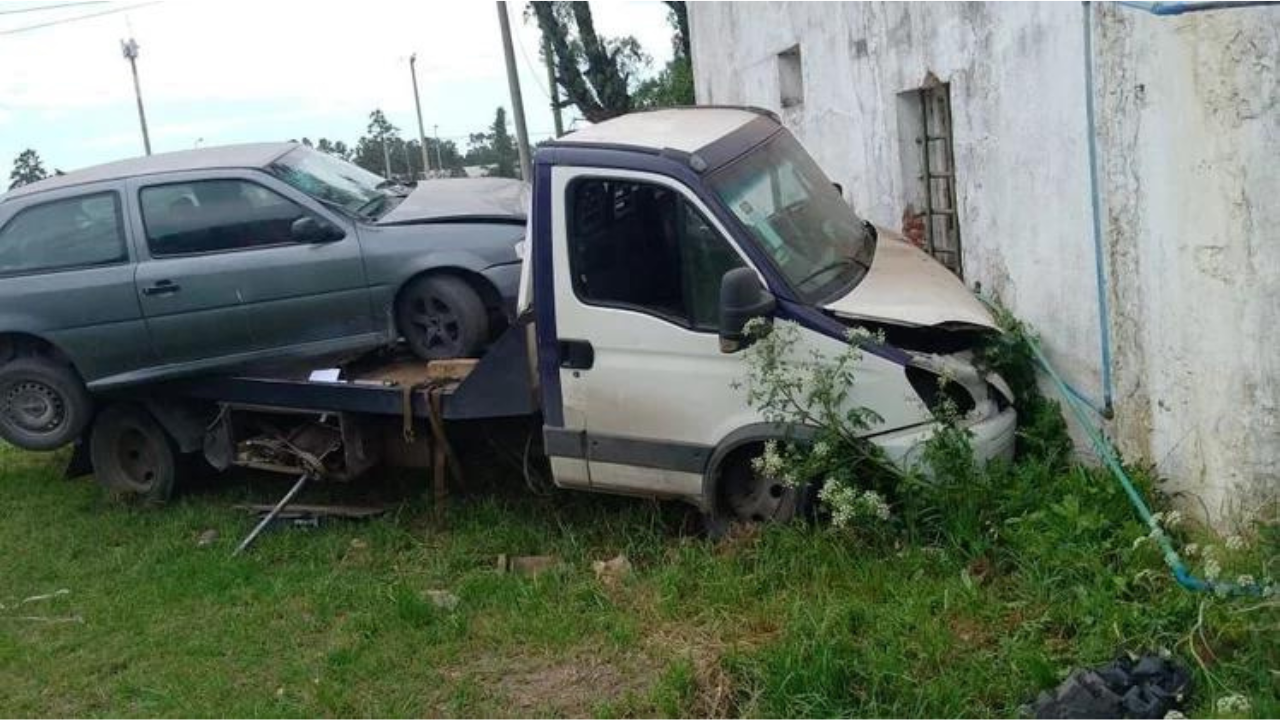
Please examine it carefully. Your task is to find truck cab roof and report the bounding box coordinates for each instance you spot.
[550,107,778,155]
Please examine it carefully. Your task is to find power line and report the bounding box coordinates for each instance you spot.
[0,1,162,36]
[0,2,106,15]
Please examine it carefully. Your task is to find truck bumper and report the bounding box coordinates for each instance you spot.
[869,406,1018,470]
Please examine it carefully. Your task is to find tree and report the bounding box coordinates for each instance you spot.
[531,1,692,122]
[8,149,49,190]
[531,2,643,122]
[633,2,694,108]
[464,107,519,178]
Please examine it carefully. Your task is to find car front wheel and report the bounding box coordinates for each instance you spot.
[396,274,490,360]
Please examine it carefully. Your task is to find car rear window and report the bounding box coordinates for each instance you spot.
[0,192,127,276]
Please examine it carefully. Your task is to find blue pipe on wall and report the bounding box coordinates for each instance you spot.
[1118,1,1279,15]
[1076,0,1276,420]
[1080,2,1114,420]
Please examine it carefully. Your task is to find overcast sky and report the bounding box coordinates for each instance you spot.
[0,0,676,173]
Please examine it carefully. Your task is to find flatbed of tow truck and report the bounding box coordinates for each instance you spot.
[71,325,540,511]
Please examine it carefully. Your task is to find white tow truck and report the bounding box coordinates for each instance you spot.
[78,107,1016,525]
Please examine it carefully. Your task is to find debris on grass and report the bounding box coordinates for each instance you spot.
[426,589,459,610]
[592,554,632,585]
[20,589,69,605]
[496,554,559,577]
[1027,653,1192,719]
[196,529,219,547]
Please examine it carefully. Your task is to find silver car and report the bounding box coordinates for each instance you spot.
[0,143,525,451]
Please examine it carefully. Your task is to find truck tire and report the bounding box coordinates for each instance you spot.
[0,357,93,451]
[396,274,490,359]
[90,403,177,504]
[718,450,800,523]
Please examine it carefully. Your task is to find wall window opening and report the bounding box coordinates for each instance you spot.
[778,44,804,108]
[898,79,963,276]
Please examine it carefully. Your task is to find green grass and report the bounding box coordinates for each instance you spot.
[0,442,1275,718]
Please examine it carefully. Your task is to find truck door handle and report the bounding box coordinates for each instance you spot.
[559,339,594,370]
[142,280,181,296]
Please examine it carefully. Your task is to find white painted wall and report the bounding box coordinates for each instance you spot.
[689,1,1280,524]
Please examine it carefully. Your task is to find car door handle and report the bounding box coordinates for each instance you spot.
[142,280,181,296]
[559,339,594,370]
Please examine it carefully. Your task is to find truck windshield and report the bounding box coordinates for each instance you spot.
[709,132,875,303]
[267,147,388,219]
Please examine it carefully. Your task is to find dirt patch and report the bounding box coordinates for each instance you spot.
[444,648,661,716]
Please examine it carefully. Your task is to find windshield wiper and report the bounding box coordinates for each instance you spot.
[796,256,866,287]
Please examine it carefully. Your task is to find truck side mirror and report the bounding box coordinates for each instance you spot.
[719,267,776,353]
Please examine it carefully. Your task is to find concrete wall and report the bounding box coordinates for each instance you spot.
[689,1,1280,524]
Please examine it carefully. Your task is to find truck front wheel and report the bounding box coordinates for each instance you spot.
[717,450,800,523]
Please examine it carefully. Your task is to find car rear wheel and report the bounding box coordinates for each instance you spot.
[396,274,489,360]
[0,357,93,451]
[90,403,176,504]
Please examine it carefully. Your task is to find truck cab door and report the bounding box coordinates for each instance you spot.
[541,166,759,500]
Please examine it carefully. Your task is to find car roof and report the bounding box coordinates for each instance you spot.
[554,107,774,154]
[2,142,297,202]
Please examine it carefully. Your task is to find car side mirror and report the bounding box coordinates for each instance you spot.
[719,267,776,354]
[291,216,344,243]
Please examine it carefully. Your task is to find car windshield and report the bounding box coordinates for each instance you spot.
[708,131,875,303]
[267,147,390,219]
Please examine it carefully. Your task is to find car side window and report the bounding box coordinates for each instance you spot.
[0,192,127,276]
[140,179,310,257]
[567,178,744,331]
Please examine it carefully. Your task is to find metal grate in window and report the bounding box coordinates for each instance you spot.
[917,82,962,276]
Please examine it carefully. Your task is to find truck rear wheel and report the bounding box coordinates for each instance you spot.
[90,403,177,504]
[0,356,93,451]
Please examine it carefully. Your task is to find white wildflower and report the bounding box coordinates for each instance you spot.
[1163,711,1186,720]
[812,440,830,459]
[861,490,891,521]
[1182,543,1199,557]
[1204,557,1222,582]
[1164,510,1184,528]
[1225,534,1245,551]
[743,317,770,337]
[1235,574,1255,587]
[1215,693,1250,715]
[1132,535,1150,550]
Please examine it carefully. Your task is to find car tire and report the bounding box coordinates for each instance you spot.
[0,356,93,451]
[396,274,490,360]
[89,403,177,505]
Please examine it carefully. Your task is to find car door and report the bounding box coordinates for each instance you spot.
[130,171,374,369]
[547,166,762,498]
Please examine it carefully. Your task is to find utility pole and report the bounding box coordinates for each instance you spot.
[120,38,151,156]
[433,124,444,175]
[543,35,563,138]
[409,54,431,178]
[381,138,392,179]
[496,1,532,181]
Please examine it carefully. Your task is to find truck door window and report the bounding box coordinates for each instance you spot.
[0,192,126,277]
[140,179,310,257]
[568,178,743,331]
